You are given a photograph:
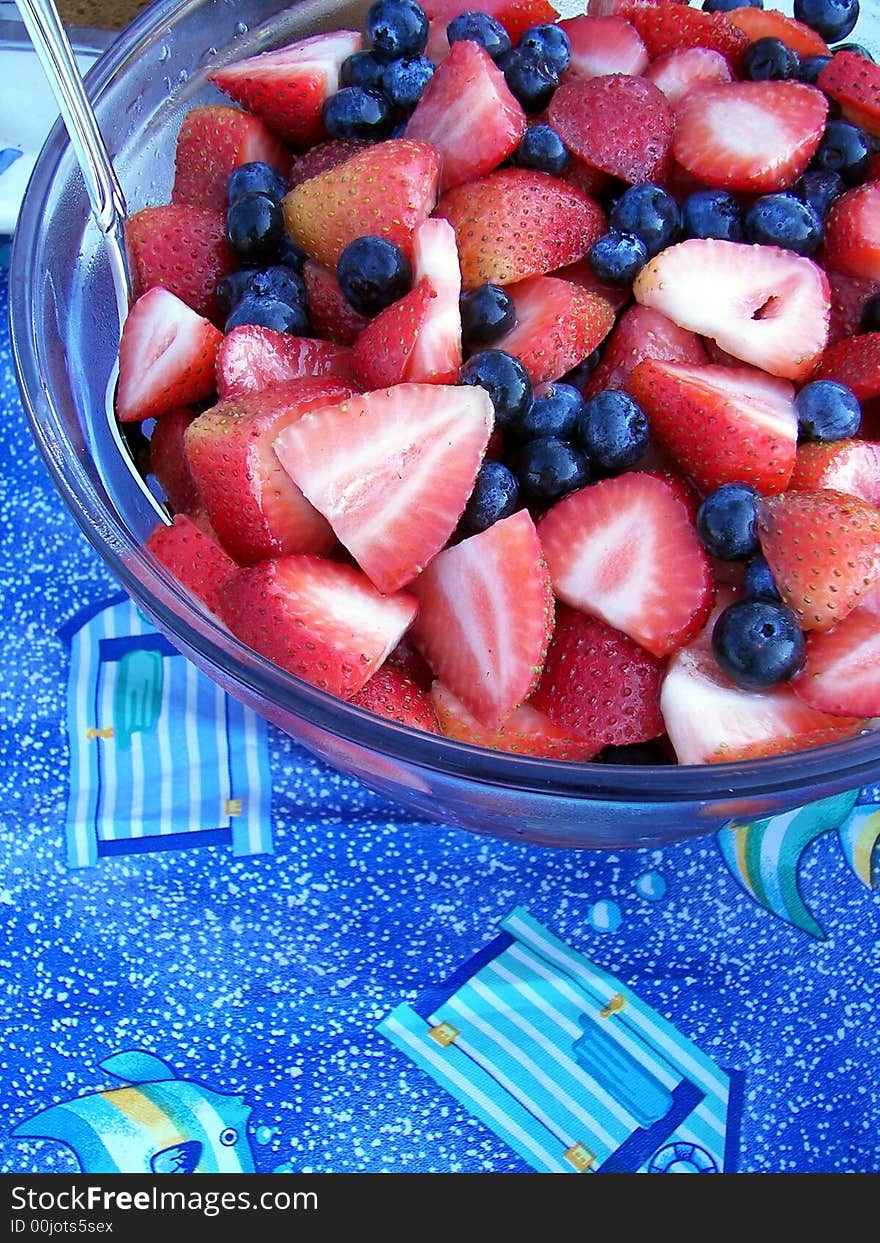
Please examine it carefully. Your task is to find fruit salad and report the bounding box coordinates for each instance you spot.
[119,0,880,766]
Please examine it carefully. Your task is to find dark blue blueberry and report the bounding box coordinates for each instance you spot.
[744,554,782,602]
[225,295,310,335]
[797,53,831,83]
[365,0,429,63]
[340,50,386,91]
[459,460,520,534]
[712,598,806,691]
[576,390,650,473]
[588,231,648,286]
[446,10,511,61]
[598,740,673,765]
[743,192,823,255]
[811,119,872,185]
[681,188,745,241]
[278,235,307,274]
[562,348,603,390]
[795,379,862,441]
[792,168,846,218]
[860,292,880,332]
[609,182,681,259]
[322,86,394,140]
[459,284,516,348]
[512,436,591,503]
[518,23,571,76]
[744,36,800,80]
[226,192,285,265]
[513,124,570,175]
[215,269,255,317]
[516,383,584,442]
[240,264,307,310]
[227,161,287,206]
[500,46,559,113]
[461,349,533,429]
[696,482,760,561]
[336,235,412,315]
[793,0,859,44]
[381,55,435,109]
[702,0,764,10]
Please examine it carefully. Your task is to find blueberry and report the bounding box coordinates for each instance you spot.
[513,124,570,175]
[515,383,584,442]
[744,554,782,602]
[241,264,308,310]
[588,231,648,285]
[518,23,572,76]
[225,295,310,335]
[227,161,287,206]
[226,192,285,265]
[681,188,744,241]
[743,192,823,255]
[609,182,681,259]
[712,598,806,691]
[576,390,650,473]
[446,10,511,61]
[834,42,874,60]
[793,0,859,44]
[562,348,603,390]
[792,169,846,218]
[381,55,435,109]
[501,46,559,113]
[215,269,255,317]
[322,86,394,140]
[340,50,386,91]
[702,0,764,10]
[365,0,429,62]
[278,235,307,274]
[460,349,533,429]
[696,483,760,560]
[512,436,591,503]
[743,37,800,81]
[797,53,831,83]
[861,292,880,332]
[811,119,872,185]
[795,379,862,441]
[459,284,516,348]
[598,740,673,765]
[336,235,412,315]
[459,460,520,534]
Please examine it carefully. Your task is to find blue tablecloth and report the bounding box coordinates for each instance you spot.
[1,266,879,1176]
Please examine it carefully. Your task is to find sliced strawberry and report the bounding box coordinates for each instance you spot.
[811,333,880,400]
[350,666,440,732]
[425,18,452,65]
[633,238,830,382]
[303,260,368,345]
[216,326,353,399]
[385,634,435,691]
[726,6,831,57]
[673,80,827,195]
[125,204,236,322]
[549,256,630,313]
[148,406,199,513]
[287,139,364,191]
[282,138,440,268]
[584,303,707,397]
[404,39,525,193]
[793,607,880,718]
[423,0,560,43]
[430,682,599,760]
[274,383,494,594]
[171,104,290,212]
[538,471,714,657]
[209,29,362,148]
[406,216,463,384]
[628,359,798,495]
[145,513,238,613]
[548,74,674,185]
[757,488,880,631]
[823,182,880,283]
[216,554,418,698]
[410,510,554,728]
[185,379,354,563]
[435,168,606,288]
[789,439,880,506]
[351,278,435,390]
[643,46,732,109]
[531,605,665,747]
[818,50,880,138]
[115,288,222,423]
[491,275,615,385]
[620,1,748,65]
[560,157,611,201]
[559,15,648,80]
[827,268,880,345]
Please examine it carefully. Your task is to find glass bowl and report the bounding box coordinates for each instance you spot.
[11,0,880,849]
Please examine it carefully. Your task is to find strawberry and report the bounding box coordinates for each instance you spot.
[818,50,880,138]
[281,139,440,268]
[185,379,354,563]
[826,268,880,345]
[643,46,732,109]
[548,74,674,185]
[171,104,290,212]
[422,0,561,43]
[350,666,440,732]
[810,333,880,400]
[216,554,418,698]
[216,326,354,400]
[756,489,880,631]
[410,509,555,728]
[538,471,714,657]
[430,682,599,760]
[558,15,649,80]
[627,359,798,495]
[490,276,615,385]
[583,303,707,397]
[125,204,236,322]
[115,288,223,424]
[209,29,362,148]
[633,238,830,382]
[548,256,629,313]
[560,157,611,201]
[789,440,880,507]
[287,139,364,191]
[725,6,831,57]
[145,514,238,614]
[793,607,880,719]
[404,40,526,194]
[823,182,880,283]
[618,0,749,69]
[148,406,199,513]
[435,168,606,288]
[672,81,827,195]
[385,634,435,691]
[303,260,368,345]
[350,278,436,389]
[274,383,494,594]
[405,217,463,384]
[531,605,666,747]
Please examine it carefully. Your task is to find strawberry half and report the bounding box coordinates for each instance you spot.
[350,278,435,390]
[627,359,798,495]
[116,288,223,423]
[145,514,238,614]
[548,74,674,185]
[584,303,707,397]
[757,488,880,631]
[491,275,615,385]
[538,471,714,657]
[618,0,749,70]
[125,204,236,322]
[303,260,368,345]
[823,182,880,283]
[725,6,831,57]
[274,383,494,594]
[350,666,440,732]
[209,29,362,148]
[430,682,599,760]
[559,15,649,80]
[406,217,463,385]
[643,46,732,109]
[281,138,440,268]
[216,555,418,698]
[148,406,199,513]
[672,81,828,194]
[811,333,880,400]
[818,50,880,138]
[410,509,555,728]
[789,440,880,506]
[827,268,880,345]
[171,104,290,212]
[793,607,880,719]
[633,238,830,382]
[216,326,354,400]
[287,139,364,190]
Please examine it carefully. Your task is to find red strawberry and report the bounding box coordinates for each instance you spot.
[558,16,649,80]
[673,81,827,194]
[531,605,666,747]
[116,288,222,423]
[810,333,880,400]
[148,407,199,513]
[627,359,798,495]
[643,46,732,109]
[216,555,418,698]
[491,276,615,385]
[757,489,880,631]
[823,182,880,283]
[410,509,554,728]
[548,74,674,185]
[617,1,749,70]
[793,607,880,718]
[549,256,629,313]
[185,379,354,563]
[171,104,290,211]
[818,50,880,138]
[145,514,238,614]
[826,268,880,344]
[303,260,368,345]
[435,168,606,288]
[538,472,714,657]
[385,634,435,690]
[287,139,364,190]
[350,666,440,732]
[633,238,830,381]
[789,439,880,506]
[584,303,707,397]
[725,6,831,57]
[406,216,463,384]
[404,40,525,193]
[125,204,236,322]
[560,157,611,201]
[423,0,561,43]
[430,682,599,760]
[351,278,436,390]
[209,29,362,148]
[216,327,354,399]
[274,383,494,594]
